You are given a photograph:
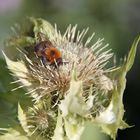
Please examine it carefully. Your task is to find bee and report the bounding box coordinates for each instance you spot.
[34,40,63,67]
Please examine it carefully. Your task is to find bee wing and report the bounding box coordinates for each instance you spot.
[37,32,48,42]
[23,46,36,58]
[24,46,34,53]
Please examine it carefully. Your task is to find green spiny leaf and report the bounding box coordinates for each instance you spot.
[0,128,29,140]
[125,36,140,72]
[99,36,140,140]
[52,111,65,140]
[18,103,29,134]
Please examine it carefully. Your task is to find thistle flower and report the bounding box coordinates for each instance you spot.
[1,18,139,140]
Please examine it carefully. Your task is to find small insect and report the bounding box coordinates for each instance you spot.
[34,40,63,67]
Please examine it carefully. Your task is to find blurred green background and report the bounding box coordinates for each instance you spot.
[0,0,140,140]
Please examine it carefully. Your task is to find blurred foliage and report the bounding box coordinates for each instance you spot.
[0,0,140,140]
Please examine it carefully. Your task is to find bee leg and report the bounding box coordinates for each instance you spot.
[41,57,47,67]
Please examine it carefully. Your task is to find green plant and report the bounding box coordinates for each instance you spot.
[1,17,139,140]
